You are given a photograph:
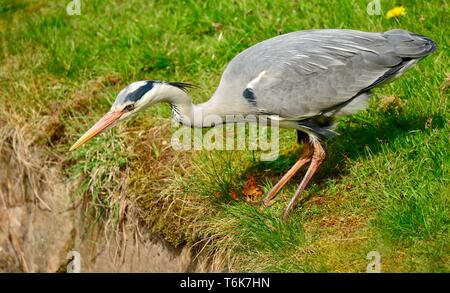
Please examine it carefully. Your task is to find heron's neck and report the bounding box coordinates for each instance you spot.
[161,85,230,128]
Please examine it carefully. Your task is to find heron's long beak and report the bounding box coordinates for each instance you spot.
[69,110,123,151]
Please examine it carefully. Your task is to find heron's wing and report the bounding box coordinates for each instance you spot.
[217,29,434,119]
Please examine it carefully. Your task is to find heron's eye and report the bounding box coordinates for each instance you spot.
[125,104,134,111]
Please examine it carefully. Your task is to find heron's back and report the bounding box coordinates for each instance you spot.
[210,29,435,138]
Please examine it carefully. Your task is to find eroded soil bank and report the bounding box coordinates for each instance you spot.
[0,119,206,272]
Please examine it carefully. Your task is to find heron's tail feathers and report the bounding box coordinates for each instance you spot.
[384,29,436,59]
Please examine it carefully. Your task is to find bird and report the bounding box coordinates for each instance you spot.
[70,29,436,220]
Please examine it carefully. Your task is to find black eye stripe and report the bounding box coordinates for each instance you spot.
[125,81,155,102]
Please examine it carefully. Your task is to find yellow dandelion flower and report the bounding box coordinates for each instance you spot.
[386,6,406,19]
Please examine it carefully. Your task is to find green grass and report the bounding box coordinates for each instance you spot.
[0,0,448,272]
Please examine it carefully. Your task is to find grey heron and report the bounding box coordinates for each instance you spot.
[70,29,436,220]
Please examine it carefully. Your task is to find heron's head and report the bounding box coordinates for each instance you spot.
[70,80,166,151]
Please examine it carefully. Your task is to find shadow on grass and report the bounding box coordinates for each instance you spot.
[241,111,447,192]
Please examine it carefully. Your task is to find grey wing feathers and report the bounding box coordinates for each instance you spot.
[215,29,436,121]
[384,29,436,58]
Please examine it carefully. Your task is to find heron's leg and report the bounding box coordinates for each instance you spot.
[262,133,313,206]
[282,140,325,221]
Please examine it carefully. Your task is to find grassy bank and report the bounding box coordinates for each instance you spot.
[0,0,448,272]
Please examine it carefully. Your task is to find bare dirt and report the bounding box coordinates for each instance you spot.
[0,115,206,273]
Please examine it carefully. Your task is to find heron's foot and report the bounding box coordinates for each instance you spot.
[247,199,264,207]
[261,197,276,207]
[261,142,313,206]
[281,194,310,222]
[282,140,325,221]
